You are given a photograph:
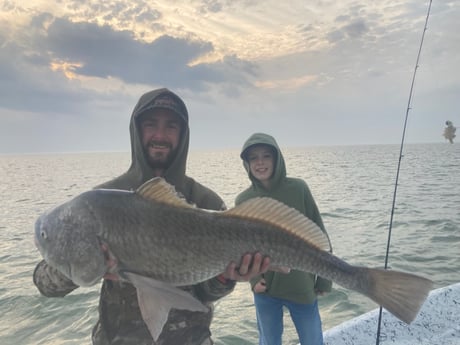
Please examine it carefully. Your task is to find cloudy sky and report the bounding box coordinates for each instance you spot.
[1,0,458,154]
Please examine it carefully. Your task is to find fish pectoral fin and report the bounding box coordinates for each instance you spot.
[123,271,208,311]
[123,271,208,342]
[136,287,170,342]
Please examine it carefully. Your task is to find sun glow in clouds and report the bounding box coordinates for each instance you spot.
[50,60,82,79]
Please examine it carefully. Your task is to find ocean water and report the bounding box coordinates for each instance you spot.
[0,143,459,345]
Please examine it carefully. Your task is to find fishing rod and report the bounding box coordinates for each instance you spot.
[375,1,433,344]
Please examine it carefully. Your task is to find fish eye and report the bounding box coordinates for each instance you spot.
[40,230,48,240]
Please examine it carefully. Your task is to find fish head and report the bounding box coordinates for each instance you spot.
[34,195,106,286]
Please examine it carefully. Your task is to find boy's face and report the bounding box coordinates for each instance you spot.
[246,145,275,186]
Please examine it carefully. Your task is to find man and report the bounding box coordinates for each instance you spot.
[33,88,269,345]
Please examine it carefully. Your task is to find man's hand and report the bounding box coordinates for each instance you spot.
[221,252,270,282]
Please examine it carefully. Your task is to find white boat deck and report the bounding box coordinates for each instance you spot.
[323,283,460,345]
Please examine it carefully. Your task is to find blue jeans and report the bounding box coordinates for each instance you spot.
[254,293,324,345]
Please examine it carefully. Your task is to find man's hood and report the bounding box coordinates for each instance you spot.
[97,88,190,192]
[240,132,286,190]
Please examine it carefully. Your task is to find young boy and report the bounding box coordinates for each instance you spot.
[235,132,332,345]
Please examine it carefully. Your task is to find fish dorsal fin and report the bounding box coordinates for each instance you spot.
[136,177,193,208]
[225,197,331,251]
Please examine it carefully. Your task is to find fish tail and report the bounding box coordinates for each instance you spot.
[362,268,433,323]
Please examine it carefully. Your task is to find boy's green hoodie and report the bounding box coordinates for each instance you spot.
[235,133,332,304]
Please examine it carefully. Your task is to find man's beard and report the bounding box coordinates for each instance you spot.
[145,141,177,169]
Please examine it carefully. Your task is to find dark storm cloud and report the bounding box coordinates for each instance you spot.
[0,31,91,114]
[30,15,256,88]
[0,12,257,115]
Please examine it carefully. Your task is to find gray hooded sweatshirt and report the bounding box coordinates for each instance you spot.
[33,89,235,345]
